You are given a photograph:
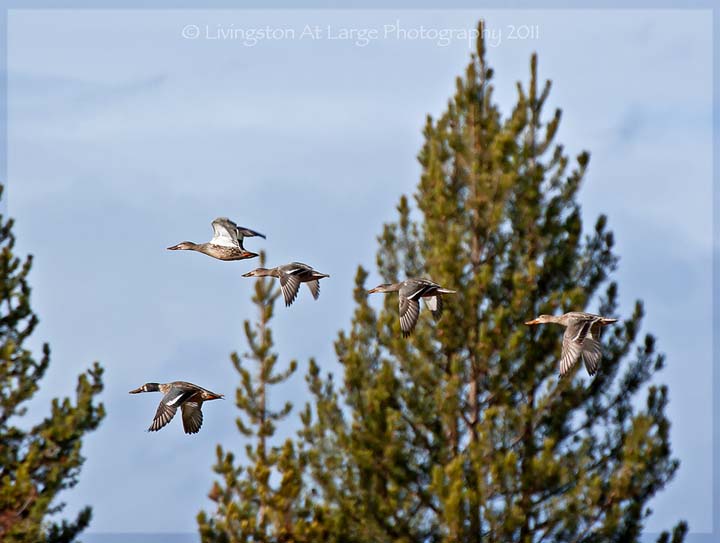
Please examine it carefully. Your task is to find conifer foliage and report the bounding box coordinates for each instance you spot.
[199,21,687,543]
[0,187,105,543]
[198,253,316,543]
[300,22,687,543]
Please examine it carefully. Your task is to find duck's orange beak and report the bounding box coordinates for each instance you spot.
[129,386,144,394]
[524,318,540,326]
[167,244,183,251]
[367,287,379,294]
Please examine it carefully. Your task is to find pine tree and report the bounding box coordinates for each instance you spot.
[301,21,688,543]
[198,253,318,543]
[0,186,105,543]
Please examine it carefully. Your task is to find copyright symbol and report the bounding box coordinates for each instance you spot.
[181,24,200,40]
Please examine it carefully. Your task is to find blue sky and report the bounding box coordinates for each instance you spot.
[7,8,713,538]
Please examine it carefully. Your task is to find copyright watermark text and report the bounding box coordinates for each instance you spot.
[180,20,540,48]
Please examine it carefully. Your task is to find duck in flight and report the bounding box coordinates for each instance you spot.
[167,217,265,261]
[368,278,456,337]
[524,311,618,376]
[242,262,330,307]
[129,381,224,434]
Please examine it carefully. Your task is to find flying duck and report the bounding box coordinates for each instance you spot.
[167,217,265,261]
[368,278,456,337]
[129,381,224,434]
[524,311,618,376]
[242,262,330,307]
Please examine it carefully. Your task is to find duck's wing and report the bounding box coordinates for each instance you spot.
[400,281,433,312]
[149,402,177,432]
[559,317,601,376]
[286,262,312,274]
[423,295,443,320]
[559,321,587,376]
[581,321,604,376]
[280,273,302,307]
[568,317,596,344]
[564,311,600,321]
[210,218,241,248]
[306,280,320,300]
[180,401,204,434]
[581,343,602,376]
[399,296,420,337]
[235,226,265,241]
[148,387,194,432]
[405,279,439,298]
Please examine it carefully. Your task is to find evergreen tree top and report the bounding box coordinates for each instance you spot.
[0,185,105,543]
[303,20,686,543]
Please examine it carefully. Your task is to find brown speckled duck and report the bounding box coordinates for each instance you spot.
[368,278,456,337]
[243,262,330,307]
[167,217,265,261]
[524,311,617,376]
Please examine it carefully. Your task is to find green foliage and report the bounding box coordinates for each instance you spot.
[300,21,686,543]
[198,253,319,543]
[0,186,105,542]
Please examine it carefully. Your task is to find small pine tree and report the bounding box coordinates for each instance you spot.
[198,253,316,543]
[300,21,687,543]
[0,186,105,543]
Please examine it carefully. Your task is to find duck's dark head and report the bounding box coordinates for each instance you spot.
[167,241,196,251]
[129,383,160,394]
